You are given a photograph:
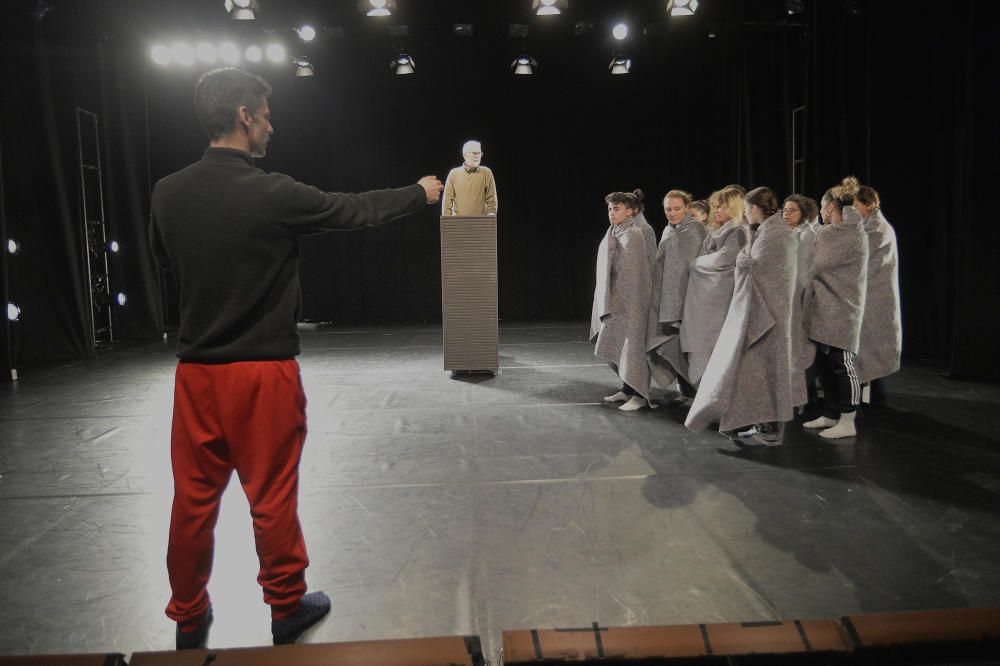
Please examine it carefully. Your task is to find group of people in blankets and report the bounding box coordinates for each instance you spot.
[590,176,901,446]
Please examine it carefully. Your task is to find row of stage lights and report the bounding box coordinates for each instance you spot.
[5,238,127,323]
[150,0,700,76]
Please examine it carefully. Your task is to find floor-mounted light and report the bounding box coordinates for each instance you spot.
[296,25,316,42]
[151,44,171,65]
[532,0,567,16]
[7,239,19,255]
[7,303,20,322]
[107,240,119,253]
[266,43,286,63]
[116,293,128,307]
[612,23,629,40]
[245,45,263,62]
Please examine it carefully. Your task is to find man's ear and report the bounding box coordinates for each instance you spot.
[236,105,252,131]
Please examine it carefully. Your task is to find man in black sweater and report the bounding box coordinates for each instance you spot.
[150,68,442,649]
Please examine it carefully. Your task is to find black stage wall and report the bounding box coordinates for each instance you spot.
[1,0,997,380]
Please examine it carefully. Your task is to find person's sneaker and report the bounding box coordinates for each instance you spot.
[603,391,629,403]
[176,608,213,650]
[272,591,332,645]
[619,396,647,411]
[803,416,837,429]
[737,425,760,438]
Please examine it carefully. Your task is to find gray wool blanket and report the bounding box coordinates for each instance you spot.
[634,211,658,269]
[856,210,901,382]
[680,220,748,354]
[807,206,869,354]
[646,215,706,387]
[686,213,798,432]
[591,217,653,398]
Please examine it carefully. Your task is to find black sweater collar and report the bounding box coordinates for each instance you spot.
[203,147,255,167]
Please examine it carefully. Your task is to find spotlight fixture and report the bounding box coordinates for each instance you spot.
[511,54,538,75]
[609,55,631,75]
[391,53,415,75]
[7,303,20,322]
[532,0,567,16]
[666,0,699,16]
[219,41,241,64]
[151,44,171,65]
[116,293,128,307]
[296,25,316,41]
[245,45,263,62]
[195,41,218,63]
[171,42,195,66]
[266,43,286,63]
[225,0,259,20]
[107,240,119,253]
[785,0,805,14]
[294,57,314,76]
[612,23,629,40]
[7,239,19,255]
[361,0,396,17]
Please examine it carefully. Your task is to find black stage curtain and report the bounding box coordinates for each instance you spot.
[2,0,997,380]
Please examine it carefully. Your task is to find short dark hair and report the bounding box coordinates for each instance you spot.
[784,194,819,224]
[605,191,641,210]
[194,68,272,141]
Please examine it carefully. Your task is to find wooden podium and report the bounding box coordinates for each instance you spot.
[440,216,499,374]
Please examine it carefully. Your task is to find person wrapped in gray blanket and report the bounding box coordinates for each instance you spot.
[679,186,748,388]
[783,194,821,412]
[591,190,655,412]
[802,177,870,439]
[647,189,707,403]
[852,180,902,397]
[685,187,799,446]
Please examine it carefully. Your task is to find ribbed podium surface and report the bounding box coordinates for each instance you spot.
[440,216,498,372]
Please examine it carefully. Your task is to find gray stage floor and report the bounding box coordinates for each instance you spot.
[1,322,999,658]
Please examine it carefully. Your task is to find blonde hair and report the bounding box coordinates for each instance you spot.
[708,186,745,228]
[831,175,861,209]
[662,189,693,207]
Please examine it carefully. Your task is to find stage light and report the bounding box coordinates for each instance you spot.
[6,239,19,255]
[108,240,119,253]
[532,0,566,16]
[294,57,314,76]
[363,0,395,17]
[667,0,699,16]
[225,0,259,20]
[296,25,316,41]
[266,43,286,63]
[151,44,171,65]
[609,55,631,74]
[7,303,20,322]
[511,55,537,75]
[785,0,805,15]
[116,293,128,307]
[196,41,217,63]
[219,41,241,64]
[245,45,263,62]
[172,42,195,66]
[612,23,629,40]
[391,53,415,75]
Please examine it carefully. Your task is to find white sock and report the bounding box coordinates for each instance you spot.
[819,412,857,439]
[603,391,629,402]
[619,396,647,411]
[803,415,837,429]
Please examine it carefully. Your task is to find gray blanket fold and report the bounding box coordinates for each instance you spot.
[807,206,869,353]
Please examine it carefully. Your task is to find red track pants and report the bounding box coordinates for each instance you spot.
[166,359,309,626]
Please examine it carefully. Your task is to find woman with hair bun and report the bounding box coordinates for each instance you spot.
[679,187,749,389]
[802,177,870,439]
[685,186,799,445]
[646,189,706,399]
[591,191,654,411]
[689,200,711,227]
[852,180,902,397]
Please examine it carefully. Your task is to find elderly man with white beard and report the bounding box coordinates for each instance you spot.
[442,140,498,217]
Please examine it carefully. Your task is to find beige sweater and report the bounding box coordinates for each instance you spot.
[442,165,498,216]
